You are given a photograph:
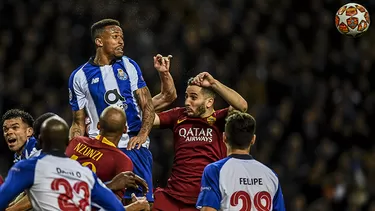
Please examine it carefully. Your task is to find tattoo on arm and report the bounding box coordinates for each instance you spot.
[69,109,86,140]
[135,87,155,137]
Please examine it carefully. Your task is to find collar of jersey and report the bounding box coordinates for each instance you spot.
[95,135,116,148]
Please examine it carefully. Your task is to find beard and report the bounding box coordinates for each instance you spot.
[189,104,206,117]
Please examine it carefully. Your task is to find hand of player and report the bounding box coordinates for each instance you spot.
[154,54,172,73]
[127,135,148,150]
[131,193,150,211]
[107,171,137,191]
[191,72,216,88]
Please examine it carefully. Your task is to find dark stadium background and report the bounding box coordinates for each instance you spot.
[1,0,375,210]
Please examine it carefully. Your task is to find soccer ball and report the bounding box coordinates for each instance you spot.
[335,3,370,37]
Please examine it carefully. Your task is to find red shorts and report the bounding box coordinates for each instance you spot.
[152,188,198,211]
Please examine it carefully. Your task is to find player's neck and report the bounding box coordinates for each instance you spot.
[94,51,114,66]
[200,109,215,118]
[228,148,251,156]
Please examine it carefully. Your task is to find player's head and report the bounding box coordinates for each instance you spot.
[224,111,256,152]
[98,105,127,142]
[39,116,69,153]
[2,109,34,153]
[185,77,216,117]
[33,112,57,140]
[91,19,124,58]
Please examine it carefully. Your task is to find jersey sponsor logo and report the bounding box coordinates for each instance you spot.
[200,186,212,191]
[178,127,213,142]
[104,89,128,109]
[117,68,128,80]
[73,143,104,161]
[69,88,73,101]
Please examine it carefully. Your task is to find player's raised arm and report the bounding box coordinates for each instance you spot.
[69,109,86,139]
[0,160,35,210]
[192,72,248,113]
[152,54,177,113]
[68,68,88,139]
[127,86,155,150]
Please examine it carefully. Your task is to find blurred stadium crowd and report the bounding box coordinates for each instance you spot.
[1,0,375,210]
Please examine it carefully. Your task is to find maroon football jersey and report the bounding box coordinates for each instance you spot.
[65,135,133,183]
[158,107,228,204]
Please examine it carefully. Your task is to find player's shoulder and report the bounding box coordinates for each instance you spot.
[121,55,137,64]
[169,107,187,115]
[69,62,90,78]
[12,153,47,171]
[228,155,279,181]
[71,136,93,144]
[204,156,232,174]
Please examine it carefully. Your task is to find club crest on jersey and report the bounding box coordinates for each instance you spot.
[117,69,128,80]
[207,116,216,125]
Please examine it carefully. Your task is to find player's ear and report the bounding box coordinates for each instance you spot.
[27,127,33,138]
[206,97,214,108]
[97,122,100,130]
[250,134,256,145]
[123,126,127,134]
[95,38,103,47]
[223,132,228,144]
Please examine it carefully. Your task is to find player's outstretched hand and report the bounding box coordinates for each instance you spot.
[154,54,172,73]
[191,72,216,88]
[125,193,150,211]
[107,171,138,191]
[127,135,147,150]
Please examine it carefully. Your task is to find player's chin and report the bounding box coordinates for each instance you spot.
[114,51,124,58]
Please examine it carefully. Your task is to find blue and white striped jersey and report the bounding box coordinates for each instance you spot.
[69,56,149,148]
[13,136,41,163]
[196,154,285,211]
[0,153,124,211]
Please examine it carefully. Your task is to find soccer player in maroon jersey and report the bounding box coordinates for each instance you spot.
[152,72,248,211]
[66,105,148,202]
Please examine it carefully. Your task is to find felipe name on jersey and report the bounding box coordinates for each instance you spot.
[239,177,263,186]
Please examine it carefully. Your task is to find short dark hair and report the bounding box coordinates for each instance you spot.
[187,77,216,98]
[1,109,34,127]
[225,111,256,150]
[91,19,120,43]
[33,112,57,139]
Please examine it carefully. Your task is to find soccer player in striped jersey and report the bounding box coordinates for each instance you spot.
[68,18,176,204]
[0,116,136,211]
[2,109,40,163]
[196,111,285,211]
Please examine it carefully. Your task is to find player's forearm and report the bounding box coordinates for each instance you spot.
[6,195,32,211]
[200,207,217,211]
[211,80,248,112]
[124,201,149,211]
[69,123,85,139]
[152,72,177,112]
[137,87,155,137]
